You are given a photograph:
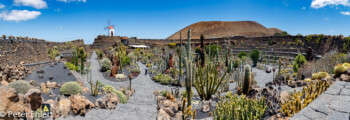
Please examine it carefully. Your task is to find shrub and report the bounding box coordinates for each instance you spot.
[60,82,82,95]
[8,80,33,94]
[214,94,266,120]
[311,73,318,80]
[294,54,307,67]
[205,44,221,58]
[249,49,260,67]
[317,71,329,79]
[48,48,60,59]
[195,47,201,53]
[100,58,112,72]
[238,52,247,59]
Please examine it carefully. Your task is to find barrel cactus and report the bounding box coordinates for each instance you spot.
[334,64,347,77]
[8,80,33,94]
[317,71,329,79]
[60,81,82,95]
[311,73,319,80]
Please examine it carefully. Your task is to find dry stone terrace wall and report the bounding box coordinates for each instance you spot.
[0,39,84,66]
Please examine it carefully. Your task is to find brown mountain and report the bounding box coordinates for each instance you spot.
[167,21,283,39]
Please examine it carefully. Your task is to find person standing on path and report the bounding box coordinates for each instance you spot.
[145,67,148,75]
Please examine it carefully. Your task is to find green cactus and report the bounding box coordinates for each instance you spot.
[60,81,82,95]
[278,58,282,77]
[90,80,104,97]
[242,65,251,95]
[317,71,329,79]
[8,80,33,94]
[334,64,347,77]
[213,94,267,120]
[193,57,229,100]
[184,28,193,107]
[280,80,332,117]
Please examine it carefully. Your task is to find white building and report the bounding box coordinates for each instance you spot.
[108,26,115,36]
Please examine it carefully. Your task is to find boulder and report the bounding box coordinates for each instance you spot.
[83,87,90,94]
[158,108,171,120]
[94,93,119,109]
[288,80,296,88]
[169,101,179,112]
[162,100,173,107]
[45,99,60,119]
[69,94,95,115]
[29,80,39,88]
[280,91,290,104]
[1,80,8,85]
[46,81,57,88]
[58,98,71,117]
[340,74,350,82]
[23,88,43,111]
[163,107,175,117]
[174,111,183,120]
[0,86,33,119]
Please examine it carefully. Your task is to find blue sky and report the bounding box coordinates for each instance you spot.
[1,0,350,44]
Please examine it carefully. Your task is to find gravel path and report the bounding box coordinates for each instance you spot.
[59,52,175,120]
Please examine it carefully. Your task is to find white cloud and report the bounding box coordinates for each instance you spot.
[311,0,350,9]
[341,11,350,15]
[1,10,41,22]
[57,0,86,3]
[14,0,47,9]
[0,3,5,9]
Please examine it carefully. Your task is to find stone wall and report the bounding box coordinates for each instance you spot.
[0,39,84,66]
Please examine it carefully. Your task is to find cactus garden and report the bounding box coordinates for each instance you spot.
[1,1,350,119]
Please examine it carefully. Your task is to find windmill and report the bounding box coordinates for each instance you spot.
[104,20,115,36]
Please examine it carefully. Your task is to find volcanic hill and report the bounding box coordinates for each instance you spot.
[167,21,283,39]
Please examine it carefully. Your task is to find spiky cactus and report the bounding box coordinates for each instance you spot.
[193,58,229,100]
[242,65,251,95]
[184,28,194,107]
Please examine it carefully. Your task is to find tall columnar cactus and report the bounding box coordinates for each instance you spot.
[242,65,251,95]
[185,57,195,106]
[185,28,193,107]
[187,29,191,59]
[216,42,219,62]
[278,58,282,76]
[200,34,205,67]
[225,40,228,67]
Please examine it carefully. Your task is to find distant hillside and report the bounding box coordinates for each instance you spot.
[167,21,283,39]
